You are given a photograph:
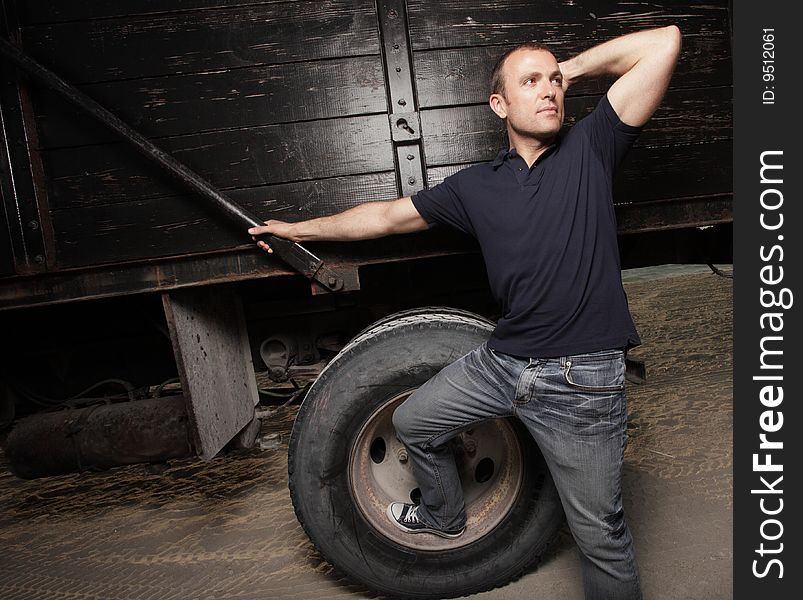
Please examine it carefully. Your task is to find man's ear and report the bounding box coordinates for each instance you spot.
[489,93,508,120]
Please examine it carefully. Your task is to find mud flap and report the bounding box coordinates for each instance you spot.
[163,285,259,459]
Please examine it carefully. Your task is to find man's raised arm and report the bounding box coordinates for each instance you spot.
[559,25,681,127]
[247,197,429,253]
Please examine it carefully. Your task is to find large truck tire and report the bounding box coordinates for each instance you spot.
[288,309,564,598]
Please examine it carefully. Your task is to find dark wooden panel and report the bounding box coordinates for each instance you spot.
[43,114,394,210]
[32,56,387,149]
[51,172,399,268]
[407,0,729,52]
[427,139,732,206]
[419,87,731,166]
[614,142,732,203]
[616,194,732,234]
[20,0,379,84]
[633,87,732,148]
[414,34,731,109]
[19,1,291,24]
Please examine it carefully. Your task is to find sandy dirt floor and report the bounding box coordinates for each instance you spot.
[0,267,732,599]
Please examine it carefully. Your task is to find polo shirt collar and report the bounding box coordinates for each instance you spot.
[491,143,558,170]
[492,148,509,168]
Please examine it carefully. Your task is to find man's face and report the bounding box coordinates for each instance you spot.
[490,49,565,141]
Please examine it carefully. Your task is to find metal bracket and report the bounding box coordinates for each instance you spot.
[389,111,421,142]
[377,0,426,198]
[396,144,424,198]
[378,0,416,115]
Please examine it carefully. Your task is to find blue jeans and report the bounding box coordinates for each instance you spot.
[392,342,642,600]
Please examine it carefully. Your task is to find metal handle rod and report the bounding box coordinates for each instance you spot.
[0,37,260,227]
[0,36,344,290]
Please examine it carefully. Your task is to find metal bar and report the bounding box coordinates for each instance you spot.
[396,144,424,198]
[376,0,416,115]
[0,36,344,292]
[376,0,426,197]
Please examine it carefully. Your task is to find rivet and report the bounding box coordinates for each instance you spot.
[398,98,406,106]
[33,254,45,264]
[27,220,39,230]
[407,154,414,160]
[408,177,416,185]
[396,66,402,72]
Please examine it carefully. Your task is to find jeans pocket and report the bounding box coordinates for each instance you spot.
[563,352,625,393]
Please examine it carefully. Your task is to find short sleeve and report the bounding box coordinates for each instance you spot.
[410,172,476,237]
[576,94,642,174]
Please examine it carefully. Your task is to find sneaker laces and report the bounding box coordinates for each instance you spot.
[403,505,421,524]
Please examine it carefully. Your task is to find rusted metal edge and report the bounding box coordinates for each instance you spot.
[0,250,352,311]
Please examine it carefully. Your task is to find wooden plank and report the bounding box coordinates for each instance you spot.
[18,1,293,24]
[615,194,732,234]
[19,0,379,84]
[419,87,731,166]
[407,0,729,52]
[31,56,387,149]
[613,142,732,204]
[43,113,394,210]
[427,139,732,206]
[51,172,399,268]
[162,284,259,460]
[413,34,731,109]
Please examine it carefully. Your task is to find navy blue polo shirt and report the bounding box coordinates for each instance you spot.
[411,94,642,358]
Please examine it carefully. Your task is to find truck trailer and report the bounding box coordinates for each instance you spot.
[0,1,732,597]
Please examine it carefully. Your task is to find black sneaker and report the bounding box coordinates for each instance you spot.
[386,502,465,539]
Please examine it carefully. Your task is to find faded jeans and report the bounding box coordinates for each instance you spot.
[392,342,642,600]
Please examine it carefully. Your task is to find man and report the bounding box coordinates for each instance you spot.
[250,26,680,600]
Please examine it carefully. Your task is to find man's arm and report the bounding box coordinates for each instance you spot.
[559,25,681,127]
[247,197,429,253]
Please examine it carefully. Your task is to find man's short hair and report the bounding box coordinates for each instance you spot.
[489,42,552,98]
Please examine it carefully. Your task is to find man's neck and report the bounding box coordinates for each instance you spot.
[506,130,556,168]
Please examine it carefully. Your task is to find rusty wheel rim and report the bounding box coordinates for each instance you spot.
[348,390,524,551]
